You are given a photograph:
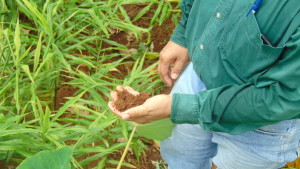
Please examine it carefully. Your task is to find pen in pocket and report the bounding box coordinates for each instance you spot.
[247,0,263,16]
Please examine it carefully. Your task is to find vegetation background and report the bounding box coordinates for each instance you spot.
[0,0,180,168]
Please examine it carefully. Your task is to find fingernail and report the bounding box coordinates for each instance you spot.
[171,73,179,80]
[122,114,130,120]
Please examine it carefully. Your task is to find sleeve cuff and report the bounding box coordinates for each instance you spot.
[170,93,199,124]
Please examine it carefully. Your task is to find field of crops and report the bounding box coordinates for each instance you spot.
[0,0,180,168]
[1,0,300,169]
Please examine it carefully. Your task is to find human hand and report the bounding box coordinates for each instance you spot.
[158,41,189,87]
[108,86,172,124]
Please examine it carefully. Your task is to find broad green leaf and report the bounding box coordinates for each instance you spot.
[136,119,174,141]
[17,146,72,169]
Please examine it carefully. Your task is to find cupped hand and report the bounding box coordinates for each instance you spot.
[158,41,189,87]
[108,86,172,124]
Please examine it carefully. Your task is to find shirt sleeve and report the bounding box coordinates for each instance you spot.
[170,0,194,48]
[171,27,300,134]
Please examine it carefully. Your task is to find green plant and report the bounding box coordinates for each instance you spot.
[17,146,72,169]
[0,0,179,168]
[152,160,168,169]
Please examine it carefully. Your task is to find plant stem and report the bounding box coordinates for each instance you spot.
[117,124,139,169]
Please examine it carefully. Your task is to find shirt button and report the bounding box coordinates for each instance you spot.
[216,13,221,19]
[200,44,204,50]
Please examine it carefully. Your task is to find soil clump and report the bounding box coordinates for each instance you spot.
[115,90,150,112]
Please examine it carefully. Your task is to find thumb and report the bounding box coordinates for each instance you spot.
[171,58,186,80]
[121,105,145,120]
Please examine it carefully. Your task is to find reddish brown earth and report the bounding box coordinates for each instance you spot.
[106,138,163,169]
[0,161,18,169]
[52,3,175,169]
[115,90,150,112]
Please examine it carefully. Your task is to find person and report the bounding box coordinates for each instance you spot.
[109,0,300,168]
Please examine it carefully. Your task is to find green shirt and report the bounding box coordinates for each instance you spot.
[170,0,300,134]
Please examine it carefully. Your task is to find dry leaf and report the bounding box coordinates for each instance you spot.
[119,48,138,55]
[67,107,89,115]
[117,137,126,143]
[22,28,30,34]
[109,68,121,74]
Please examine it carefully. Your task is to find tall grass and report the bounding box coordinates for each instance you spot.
[0,0,179,168]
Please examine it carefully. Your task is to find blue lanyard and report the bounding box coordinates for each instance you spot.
[246,0,274,46]
[246,0,263,16]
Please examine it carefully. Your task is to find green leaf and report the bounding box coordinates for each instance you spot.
[108,160,136,168]
[52,90,87,122]
[33,33,43,72]
[136,119,174,141]
[132,3,153,22]
[21,65,35,86]
[14,19,21,58]
[17,146,73,169]
[97,157,107,169]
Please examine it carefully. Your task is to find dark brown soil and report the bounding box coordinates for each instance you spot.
[0,161,18,169]
[55,85,78,110]
[121,4,176,52]
[106,3,176,53]
[115,90,150,112]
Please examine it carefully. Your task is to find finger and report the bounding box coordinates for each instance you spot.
[170,58,186,80]
[158,61,172,87]
[157,63,163,82]
[110,91,118,101]
[116,85,124,91]
[108,101,122,117]
[124,86,139,96]
[158,63,170,86]
[122,105,146,121]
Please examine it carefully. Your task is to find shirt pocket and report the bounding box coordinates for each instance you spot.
[218,12,284,80]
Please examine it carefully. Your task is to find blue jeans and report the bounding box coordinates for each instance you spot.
[160,63,300,169]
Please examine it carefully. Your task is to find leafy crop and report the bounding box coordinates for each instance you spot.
[0,0,180,168]
[17,146,72,169]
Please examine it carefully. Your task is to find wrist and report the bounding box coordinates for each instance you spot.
[164,94,172,118]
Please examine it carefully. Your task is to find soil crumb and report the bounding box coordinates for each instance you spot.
[211,163,217,169]
[115,90,150,112]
